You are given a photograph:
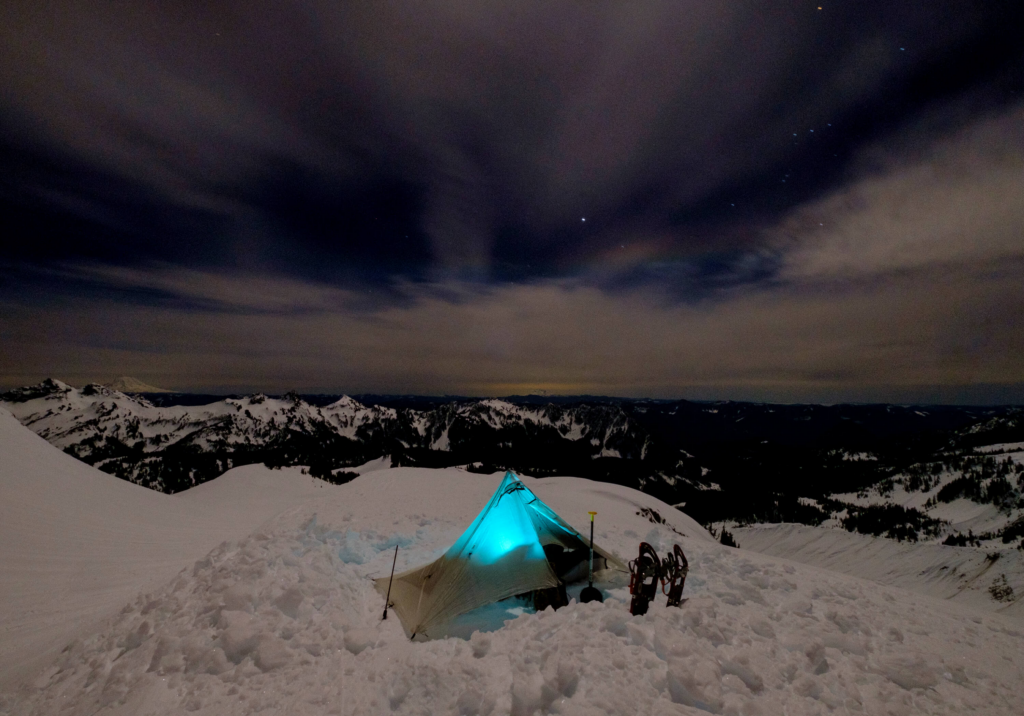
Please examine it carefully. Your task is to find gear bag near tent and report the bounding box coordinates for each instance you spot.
[374,471,628,639]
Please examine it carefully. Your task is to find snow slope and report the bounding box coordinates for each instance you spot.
[733,524,1024,617]
[2,410,1024,714]
[0,408,325,690]
[828,448,1024,545]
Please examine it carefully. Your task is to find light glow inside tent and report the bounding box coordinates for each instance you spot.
[448,477,547,565]
[467,490,545,564]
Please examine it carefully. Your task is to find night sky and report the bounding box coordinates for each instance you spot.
[2,1,1023,401]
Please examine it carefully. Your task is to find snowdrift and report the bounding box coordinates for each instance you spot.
[0,408,325,689]
[2,408,1024,715]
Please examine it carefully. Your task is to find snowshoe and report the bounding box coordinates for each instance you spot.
[628,542,661,616]
[660,544,689,607]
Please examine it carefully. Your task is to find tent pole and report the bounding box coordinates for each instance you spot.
[383,545,398,620]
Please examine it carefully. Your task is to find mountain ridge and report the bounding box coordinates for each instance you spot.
[3,379,1023,551]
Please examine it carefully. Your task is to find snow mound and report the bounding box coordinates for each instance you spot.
[0,408,325,689]
[9,509,1024,715]
[2,411,1023,715]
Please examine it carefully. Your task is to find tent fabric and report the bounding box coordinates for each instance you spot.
[374,471,628,639]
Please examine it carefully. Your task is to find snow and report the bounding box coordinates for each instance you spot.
[0,385,390,459]
[1,384,646,482]
[926,498,1013,537]
[734,523,1024,618]
[350,456,392,475]
[430,427,451,451]
[840,452,876,462]
[0,408,325,691]
[105,377,172,394]
[974,442,1024,455]
[560,421,586,441]
[3,408,1024,714]
[828,449,1024,544]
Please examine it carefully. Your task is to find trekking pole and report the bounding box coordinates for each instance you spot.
[588,511,596,586]
[581,512,603,603]
[382,545,398,620]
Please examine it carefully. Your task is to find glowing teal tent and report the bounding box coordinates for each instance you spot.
[375,471,627,638]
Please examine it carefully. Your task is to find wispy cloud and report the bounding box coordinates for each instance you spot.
[59,264,361,313]
[775,104,1024,282]
[3,258,1022,400]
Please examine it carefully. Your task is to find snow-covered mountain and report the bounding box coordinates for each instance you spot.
[3,379,1023,549]
[0,380,652,493]
[2,404,1023,715]
[105,376,173,393]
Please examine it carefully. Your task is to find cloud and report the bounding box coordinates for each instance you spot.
[3,257,1022,401]
[2,2,1022,401]
[5,100,1024,402]
[54,264,361,314]
[3,1,1019,279]
[775,104,1024,282]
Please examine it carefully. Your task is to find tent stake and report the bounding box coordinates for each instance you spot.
[383,545,399,620]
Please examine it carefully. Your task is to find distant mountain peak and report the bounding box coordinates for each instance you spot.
[0,378,74,403]
[325,395,365,410]
[106,377,172,393]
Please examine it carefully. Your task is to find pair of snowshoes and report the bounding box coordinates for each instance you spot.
[628,542,689,615]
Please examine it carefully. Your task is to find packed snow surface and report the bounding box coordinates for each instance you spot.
[2,411,1024,714]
